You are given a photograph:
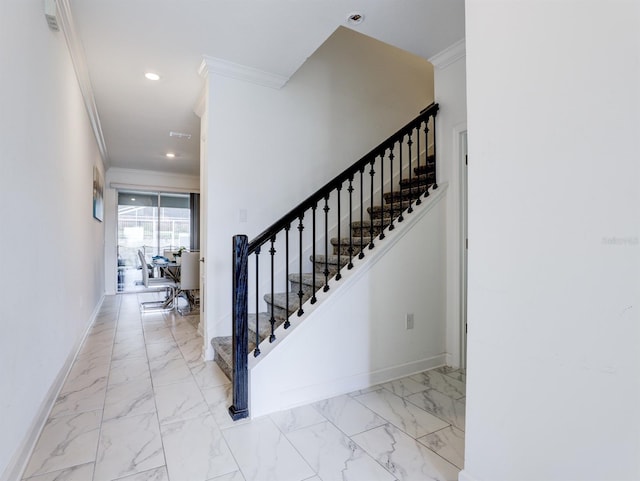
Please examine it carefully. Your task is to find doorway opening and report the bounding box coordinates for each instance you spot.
[117,190,191,292]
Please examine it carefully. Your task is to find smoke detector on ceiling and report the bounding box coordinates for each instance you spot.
[44,0,60,31]
[346,12,364,26]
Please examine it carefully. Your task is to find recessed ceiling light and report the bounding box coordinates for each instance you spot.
[166,152,176,158]
[145,72,160,81]
[346,12,364,25]
[131,197,136,201]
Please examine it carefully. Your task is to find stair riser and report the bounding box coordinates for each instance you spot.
[384,187,426,204]
[332,244,366,256]
[313,262,346,276]
[265,302,296,321]
[290,280,324,296]
[352,226,384,237]
[213,351,232,381]
[414,163,435,176]
[368,202,413,219]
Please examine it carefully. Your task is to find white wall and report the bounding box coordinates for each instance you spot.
[429,41,467,368]
[203,26,434,348]
[0,1,105,478]
[104,167,199,295]
[250,188,448,416]
[463,2,640,480]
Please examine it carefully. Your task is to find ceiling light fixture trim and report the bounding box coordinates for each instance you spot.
[346,12,364,25]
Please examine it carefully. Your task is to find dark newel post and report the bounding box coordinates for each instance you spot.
[229,235,249,420]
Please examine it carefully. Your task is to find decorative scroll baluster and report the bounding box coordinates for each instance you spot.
[253,246,261,357]
[407,131,414,214]
[297,215,304,316]
[229,235,248,421]
[347,175,354,269]
[323,195,330,291]
[379,152,385,240]
[432,115,438,190]
[416,124,422,206]
[424,120,430,198]
[311,203,317,304]
[359,167,365,259]
[398,135,405,223]
[269,236,276,342]
[336,184,342,280]
[389,146,395,231]
[368,159,375,249]
[284,224,291,328]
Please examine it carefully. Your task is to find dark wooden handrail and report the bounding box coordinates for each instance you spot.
[248,103,439,254]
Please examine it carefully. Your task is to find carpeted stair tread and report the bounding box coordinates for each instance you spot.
[264,291,312,312]
[413,162,436,176]
[310,254,351,266]
[248,312,285,344]
[211,335,257,381]
[289,272,327,286]
[368,200,414,218]
[383,186,428,204]
[330,236,375,246]
[399,173,434,190]
[351,218,392,231]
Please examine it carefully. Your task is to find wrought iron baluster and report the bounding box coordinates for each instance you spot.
[424,120,430,198]
[398,135,405,223]
[284,224,291,328]
[269,237,276,342]
[368,159,375,249]
[379,151,385,240]
[359,167,365,259]
[432,115,438,190]
[407,131,414,214]
[311,203,317,304]
[297,215,304,316]
[253,246,261,357]
[416,124,422,206]
[336,184,342,280]
[389,145,395,231]
[323,195,330,291]
[347,175,354,269]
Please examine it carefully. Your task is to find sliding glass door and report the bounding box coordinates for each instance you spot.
[117,190,191,292]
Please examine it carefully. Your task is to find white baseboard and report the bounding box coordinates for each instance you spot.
[251,353,447,418]
[1,295,105,481]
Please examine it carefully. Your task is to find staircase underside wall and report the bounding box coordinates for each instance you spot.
[249,192,447,417]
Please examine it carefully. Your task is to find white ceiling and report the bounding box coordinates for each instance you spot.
[69,0,465,177]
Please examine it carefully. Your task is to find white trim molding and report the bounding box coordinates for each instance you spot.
[1,296,105,481]
[199,55,290,89]
[56,0,109,163]
[429,38,466,69]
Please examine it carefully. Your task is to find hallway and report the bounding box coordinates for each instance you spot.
[21,294,465,481]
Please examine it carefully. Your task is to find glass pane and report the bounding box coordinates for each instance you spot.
[117,191,160,291]
[116,190,191,292]
[159,193,190,254]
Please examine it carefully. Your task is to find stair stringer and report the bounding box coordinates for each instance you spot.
[248,183,448,418]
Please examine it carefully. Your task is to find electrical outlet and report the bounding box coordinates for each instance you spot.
[239,209,247,223]
[406,313,414,330]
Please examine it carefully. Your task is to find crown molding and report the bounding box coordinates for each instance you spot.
[199,55,289,89]
[429,38,466,69]
[56,0,109,164]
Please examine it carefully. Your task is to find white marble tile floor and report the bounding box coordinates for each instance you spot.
[22,294,466,481]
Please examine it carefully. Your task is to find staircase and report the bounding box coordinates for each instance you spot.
[211,158,435,381]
